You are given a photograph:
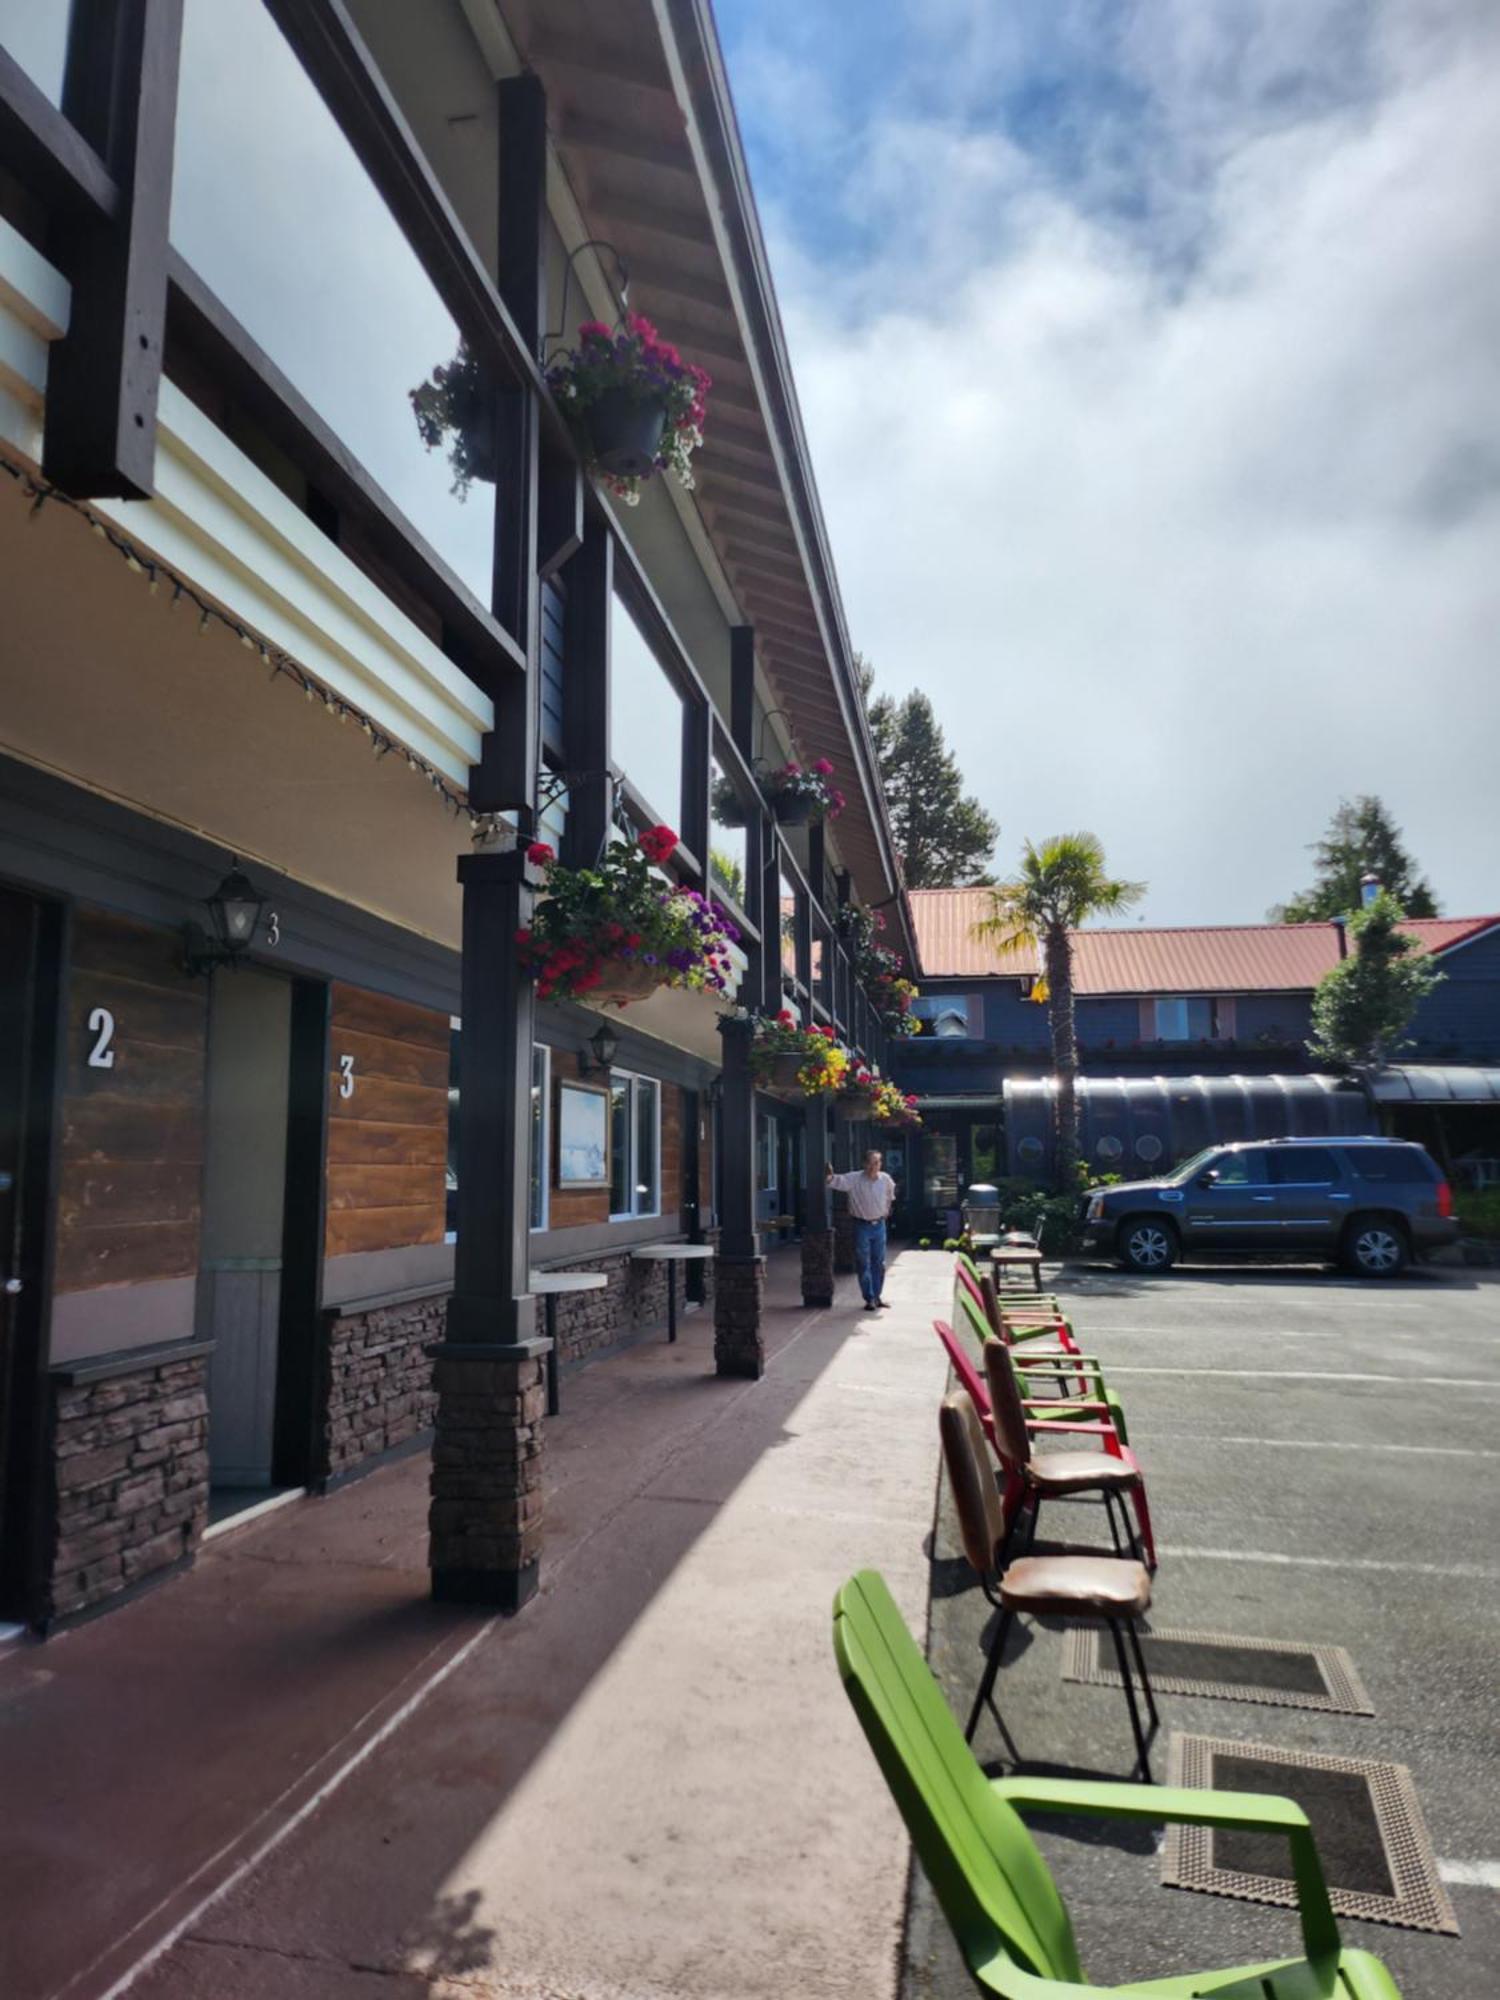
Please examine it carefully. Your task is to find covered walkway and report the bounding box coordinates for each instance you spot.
[2,1250,949,2000]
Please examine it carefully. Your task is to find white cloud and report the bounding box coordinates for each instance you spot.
[734,0,1500,919]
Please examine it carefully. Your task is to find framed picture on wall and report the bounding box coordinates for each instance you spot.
[556,1079,610,1188]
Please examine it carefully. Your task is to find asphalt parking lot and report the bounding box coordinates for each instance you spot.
[905,1258,1500,2000]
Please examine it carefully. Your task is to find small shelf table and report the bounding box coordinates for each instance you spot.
[629,1243,715,1344]
[989,1242,1045,1294]
[530,1269,607,1416]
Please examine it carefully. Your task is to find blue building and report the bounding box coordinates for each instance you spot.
[894,890,1500,1216]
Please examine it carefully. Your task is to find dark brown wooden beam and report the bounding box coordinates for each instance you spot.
[562,523,612,867]
[498,71,546,358]
[0,43,118,226]
[42,0,183,498]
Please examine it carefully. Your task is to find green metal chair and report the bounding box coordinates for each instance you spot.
[832,1569,1404,1999]
[955,1286,1133,1448]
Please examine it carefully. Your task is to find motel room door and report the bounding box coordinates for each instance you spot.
[198,967,293,1504]
[0,887,58,1619]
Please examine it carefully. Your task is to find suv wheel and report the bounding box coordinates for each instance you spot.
[1118,1218,1177,1274]
[1343,1217,1410,1279]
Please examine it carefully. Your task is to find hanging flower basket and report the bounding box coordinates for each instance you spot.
[584,387,668,478]
[761,760,845,824]
[546,314,710,505]
[408,343,497,497]
[710,772,747,828]
[516,826,740,1010]
[835,1090,878,1123]
[870,1078,922,1130]
[749,1012,848,1100]
[592,960,664,1007]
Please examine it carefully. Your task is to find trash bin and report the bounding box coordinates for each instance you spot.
[962,1182,1001,1247]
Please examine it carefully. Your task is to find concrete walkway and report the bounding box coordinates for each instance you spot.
[2,1249,950,2000]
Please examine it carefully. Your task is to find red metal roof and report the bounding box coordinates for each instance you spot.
[909,889,1499,993]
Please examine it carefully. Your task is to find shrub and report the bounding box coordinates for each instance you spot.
[1456,1187,1500,1240]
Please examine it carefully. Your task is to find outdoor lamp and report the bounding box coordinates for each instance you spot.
[184,862,267,975]
[578,1022,619,1077]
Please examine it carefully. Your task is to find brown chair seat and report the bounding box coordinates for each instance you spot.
[1027,1451,1140,1496]
[1000,1554,1151,1618]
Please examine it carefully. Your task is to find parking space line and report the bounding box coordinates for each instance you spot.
[1130,1432,1500,1459]
[1438,1860,1500,1889]
[1168,1547,1500,1580]
[1106,1366,1500,1387]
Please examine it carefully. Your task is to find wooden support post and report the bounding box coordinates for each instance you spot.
[801,1094,834,1307]
[561,520,612,866]
[730,625,755,763]
[683,693,711,883]
[43,0,183,497]
[430,70,549,1614]
[761,828,782,1015]
[714,1015,763,1377]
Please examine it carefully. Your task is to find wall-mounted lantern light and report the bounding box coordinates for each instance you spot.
[184,863,266,977]
[576,1021,619,1078]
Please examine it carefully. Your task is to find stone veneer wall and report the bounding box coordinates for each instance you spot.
[545,1239,718,1369]
[48,1349,210,1622]
[321,1290,444,1486]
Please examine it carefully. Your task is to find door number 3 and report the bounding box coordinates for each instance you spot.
[338,1054,355,1099]
[87,1007,116,1069]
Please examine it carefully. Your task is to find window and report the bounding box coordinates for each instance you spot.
[3,0,71,103]
[1348,1146,1434,1184]
[1152,998,1209,1041]
[610,594,683,825]
[1210,1149,1270,1186]
[914,994,980,1039]
[1270,1147,1341,1186]
[529,1044,550,1230]
[609,1070,661,1218]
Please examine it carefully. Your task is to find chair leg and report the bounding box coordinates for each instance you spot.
[965,1605,1017,1751]
[1022,1493,1042,1557]
[1128,1480,1158,1571]
[1126,1616,1160,1728]
[1106,1618,1153,1782]
[1102,1489,1125,1556]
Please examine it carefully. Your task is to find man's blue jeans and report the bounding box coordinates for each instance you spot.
[853,1218,887,1303]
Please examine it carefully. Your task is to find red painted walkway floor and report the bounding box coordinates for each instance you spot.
[2,1250,949,2000]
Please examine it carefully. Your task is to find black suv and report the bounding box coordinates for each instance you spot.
[1082,1137,1457,1277]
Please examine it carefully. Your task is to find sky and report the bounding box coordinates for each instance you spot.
[712,0,1500,925]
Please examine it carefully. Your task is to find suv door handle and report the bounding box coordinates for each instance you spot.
[1251,1195,1274,1203]
[1328,1192,1351,1200]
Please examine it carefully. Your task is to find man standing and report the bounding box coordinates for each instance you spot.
[827,1151,897,1312]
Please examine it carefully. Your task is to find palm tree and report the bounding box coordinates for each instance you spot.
[973,834,1144,1192]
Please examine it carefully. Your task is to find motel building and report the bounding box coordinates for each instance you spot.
[0,0,919,1632]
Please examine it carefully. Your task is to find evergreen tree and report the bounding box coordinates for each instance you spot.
[857,658,998,887]
[1272,796,1439,922]
[1307,891,1443,1070]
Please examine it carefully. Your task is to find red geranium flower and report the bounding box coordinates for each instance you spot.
[526,841,555,866]
[638,824,679,866]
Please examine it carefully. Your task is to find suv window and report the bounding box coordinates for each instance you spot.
[1270,1147,1341,1185]
[1210,1149,1271,1186]
[1347,1145,1434,1184]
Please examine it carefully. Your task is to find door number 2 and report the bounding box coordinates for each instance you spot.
[87,1007,116,1069]
[338,1054,355,1099]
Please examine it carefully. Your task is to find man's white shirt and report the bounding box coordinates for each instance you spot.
[828,1170,896,1221]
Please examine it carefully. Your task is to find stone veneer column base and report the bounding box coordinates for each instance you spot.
[428,1341,548,1611]
[800,1229,835,1308]
[48,1349,210,1623]
[713,1255,765,1379]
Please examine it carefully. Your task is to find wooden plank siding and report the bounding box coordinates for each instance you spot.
[325,983,449,1259]
[55,909,208,1293]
